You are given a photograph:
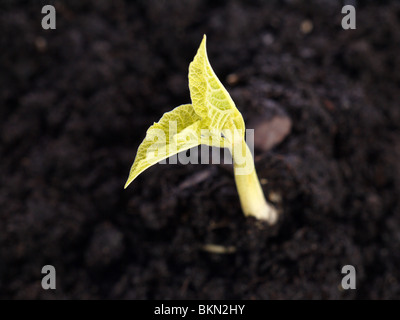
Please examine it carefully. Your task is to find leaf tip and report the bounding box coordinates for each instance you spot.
[201,34,207,50]
[124,178,132,189]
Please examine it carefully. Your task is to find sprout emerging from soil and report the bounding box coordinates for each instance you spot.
[125,35,278,224]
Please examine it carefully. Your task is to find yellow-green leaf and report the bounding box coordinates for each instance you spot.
[124,104,202,188]
[188,35,245,135]
[125,35,246,189]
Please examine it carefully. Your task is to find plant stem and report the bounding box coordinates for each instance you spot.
[230,138,278,224]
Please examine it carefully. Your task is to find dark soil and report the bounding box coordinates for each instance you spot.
[1,0,399,299]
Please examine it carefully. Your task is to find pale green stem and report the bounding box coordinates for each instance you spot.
[229,138,278,224]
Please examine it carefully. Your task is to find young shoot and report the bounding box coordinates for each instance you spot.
[125,35,278,224]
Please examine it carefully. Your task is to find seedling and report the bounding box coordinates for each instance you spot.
[125,35,278,224]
